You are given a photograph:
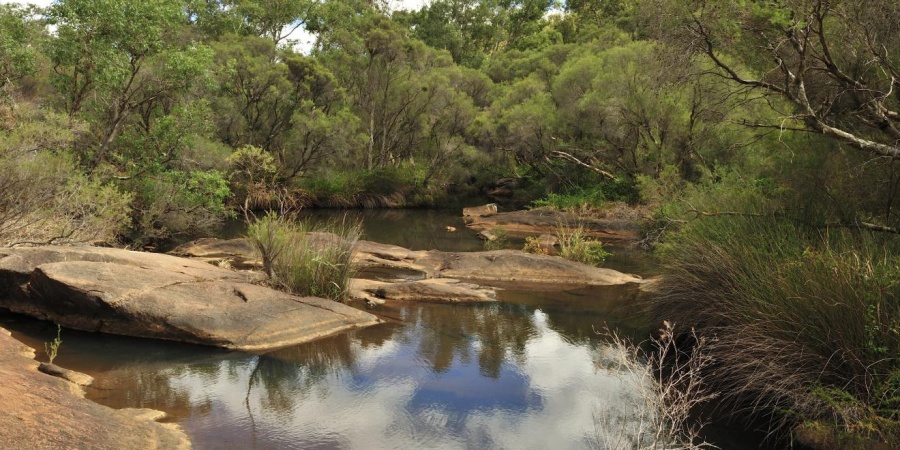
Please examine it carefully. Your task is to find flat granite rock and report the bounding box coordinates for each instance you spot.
[0,327,190,450]
[350,278,497,303]
[166,237,644,290]
[0,247,380,351]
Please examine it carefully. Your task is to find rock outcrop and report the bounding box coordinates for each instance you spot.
[0,246,379,351]
[463,207,642,246]
[350,278,497,304]
[0,327,190,449]
[171,237,643,294]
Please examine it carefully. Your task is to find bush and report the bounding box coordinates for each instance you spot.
[530,179,640,210]
[127,169,231,244]
[246,212,361,301]
[557,223,610,266]
[650,216,900,446]
[0,107,131,246]
[522,236,549,255]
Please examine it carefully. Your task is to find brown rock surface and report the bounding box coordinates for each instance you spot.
[350,278,497,303]
[169,237,643,291]
[464,208,641,246]
[0,246,380,351]
[0,327,190,449]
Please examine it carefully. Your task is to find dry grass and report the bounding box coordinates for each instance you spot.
[593,322,718,450]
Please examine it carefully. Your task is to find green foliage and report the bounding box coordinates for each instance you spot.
[556,224,611,266]
[227,145,277,185]
[482,228,508,251]
[246,213,361,301]
[530,179,640,210]
[44,324,62,365]
[0,105,131,246]
[127,169,231,243]
[0,4,38,94]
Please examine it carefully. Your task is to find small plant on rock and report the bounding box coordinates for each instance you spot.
[557,223,610,266]
[522,236,549,255]
[44,324,62,365]
[482,228,508,251]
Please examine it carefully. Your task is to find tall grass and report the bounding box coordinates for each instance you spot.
[650,216,900,446]
[246,212,361,301]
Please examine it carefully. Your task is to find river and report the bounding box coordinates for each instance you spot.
[0,209,768,449]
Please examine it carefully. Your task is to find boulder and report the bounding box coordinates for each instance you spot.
[421,250,642,287]
[0,327,190,449]
[352,241,641,287]
[0,246,379,351]
[462,203,498,223]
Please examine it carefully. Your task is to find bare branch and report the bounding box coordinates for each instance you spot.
[549,150,616,180]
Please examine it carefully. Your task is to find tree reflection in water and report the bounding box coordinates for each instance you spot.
[0,283,661,449]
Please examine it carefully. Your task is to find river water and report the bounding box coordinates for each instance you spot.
[0,209,766,449]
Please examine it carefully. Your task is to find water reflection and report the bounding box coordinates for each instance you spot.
[0,289,654,450]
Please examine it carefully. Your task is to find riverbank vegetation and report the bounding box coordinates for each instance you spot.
[1,0,898,447]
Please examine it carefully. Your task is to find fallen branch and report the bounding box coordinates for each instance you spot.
[549,150,616,180]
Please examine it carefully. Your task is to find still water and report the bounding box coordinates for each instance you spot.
[0,209,761,449]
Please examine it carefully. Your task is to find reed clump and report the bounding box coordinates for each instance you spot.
[246,212,361,301]
[649,216,900,447]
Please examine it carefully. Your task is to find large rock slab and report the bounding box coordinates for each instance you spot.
[0,327,190,449]
[0,247,379,351]
[421,249,642,286]
[168,237,643,291]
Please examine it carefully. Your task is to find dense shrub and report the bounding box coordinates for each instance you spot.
[557,223,610,266]
[0,106,131,246]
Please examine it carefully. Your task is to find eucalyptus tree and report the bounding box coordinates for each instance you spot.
[212,35,360,181]
[321,15,452,170]
[0,4,39,97]
[45,0,211,169]
[644,0,900,228]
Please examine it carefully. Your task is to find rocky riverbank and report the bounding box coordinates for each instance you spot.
[0,246,380,351]
[0,326,190,449]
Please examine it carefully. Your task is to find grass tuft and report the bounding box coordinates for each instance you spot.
[649,216,900,446]
[246,212,361,301]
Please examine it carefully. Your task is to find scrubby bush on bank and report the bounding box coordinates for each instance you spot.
[0,105,131,246]
[649,216,900,447]
[556,223,611,266]
[246,213,361,301]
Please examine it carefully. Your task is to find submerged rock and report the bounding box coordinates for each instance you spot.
[38,362,94,386]
[0,246,380,351]
[0,327,190,449]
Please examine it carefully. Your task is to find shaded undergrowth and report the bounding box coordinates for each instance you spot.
[648,216,900,448]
